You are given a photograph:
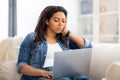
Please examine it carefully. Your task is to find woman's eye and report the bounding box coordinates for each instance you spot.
[54,19,59,22]
[62,20,66,23]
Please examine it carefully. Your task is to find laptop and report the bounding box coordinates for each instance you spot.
[52,48,92,80]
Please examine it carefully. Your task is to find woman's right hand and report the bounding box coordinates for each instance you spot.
[40,69,53,79]
[19,64,53,78]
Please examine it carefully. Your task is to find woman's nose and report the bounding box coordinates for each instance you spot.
[59,21,63,25]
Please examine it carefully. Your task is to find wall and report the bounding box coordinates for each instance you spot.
[17,0,79,37]
[0,0,8,40]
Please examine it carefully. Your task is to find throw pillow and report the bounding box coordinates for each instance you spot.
[0,60,21,80]
[0,38,13,61]
[5,37,23,61]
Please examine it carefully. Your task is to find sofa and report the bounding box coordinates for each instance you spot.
[0,37,120,80]
[0,37,23,80]
[89,43,120,80]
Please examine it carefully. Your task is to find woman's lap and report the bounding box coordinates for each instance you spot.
[73,75,92,80]
[39,75,92,80]
[56,77,72,80]
[56,75,92,80]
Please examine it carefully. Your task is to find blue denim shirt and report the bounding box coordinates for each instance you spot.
[17,32,92,80]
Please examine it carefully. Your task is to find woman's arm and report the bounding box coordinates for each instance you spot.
[62,25,90,47]
[62,30,92,48]
[19,64,53,79]
[17,33,52,79]
[68,32,84,47]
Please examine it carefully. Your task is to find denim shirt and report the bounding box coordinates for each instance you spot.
[17,32,92,80]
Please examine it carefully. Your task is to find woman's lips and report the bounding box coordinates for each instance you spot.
[56,27,64,31]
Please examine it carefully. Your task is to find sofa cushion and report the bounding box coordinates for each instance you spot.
[5,37,23,61]
[0,38,13,61]
[0,60,21,80]
[0,37,23,61]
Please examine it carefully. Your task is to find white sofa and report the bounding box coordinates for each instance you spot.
[0,37,120,80]
[0,37,23,80]
[89,43,120,80]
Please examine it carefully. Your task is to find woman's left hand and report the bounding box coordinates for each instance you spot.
[61,25,68,36]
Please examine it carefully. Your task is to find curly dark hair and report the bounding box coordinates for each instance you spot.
[34,6,68,44]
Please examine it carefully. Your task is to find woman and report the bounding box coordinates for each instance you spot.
[17,6,92,80]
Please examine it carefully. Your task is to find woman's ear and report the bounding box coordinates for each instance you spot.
[46,19,49,25]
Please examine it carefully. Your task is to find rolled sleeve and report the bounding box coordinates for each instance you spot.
[17,62,27,71]
[83,38,93,48]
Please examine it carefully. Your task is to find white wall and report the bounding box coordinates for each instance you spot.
[0,0,8,40]
[17,0,80,37]
[58,0,80,35]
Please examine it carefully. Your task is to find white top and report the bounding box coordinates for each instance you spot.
[43,43,62,67]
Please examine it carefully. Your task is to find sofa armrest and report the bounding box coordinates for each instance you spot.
[106,61,120,80]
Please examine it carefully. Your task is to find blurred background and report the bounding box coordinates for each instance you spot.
[0,0,120,43]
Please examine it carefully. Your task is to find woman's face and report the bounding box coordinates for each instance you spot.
[46,12,67,34]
